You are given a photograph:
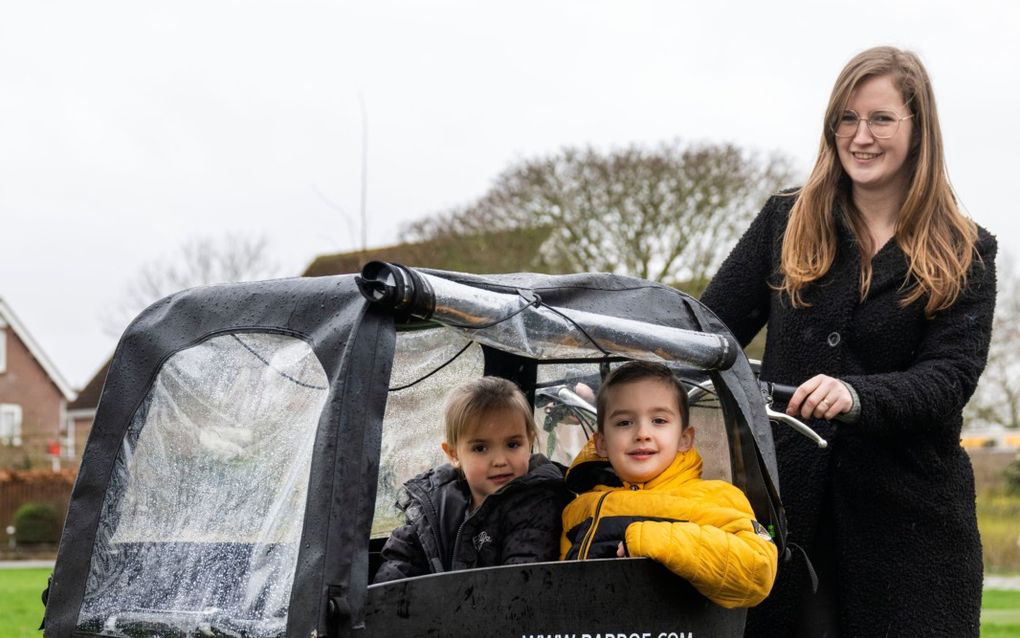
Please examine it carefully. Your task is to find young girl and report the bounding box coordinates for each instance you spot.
[373,376,569,582]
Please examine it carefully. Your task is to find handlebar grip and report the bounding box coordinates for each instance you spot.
[759,378,829,449]
[762,381,798,403]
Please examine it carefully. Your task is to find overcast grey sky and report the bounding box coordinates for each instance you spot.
[1,1,1018,388]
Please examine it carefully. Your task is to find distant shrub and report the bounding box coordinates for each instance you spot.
[12,503,61,544]
[1006,454,1020,495]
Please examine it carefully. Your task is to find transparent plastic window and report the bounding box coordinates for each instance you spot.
[687,400,731,482]
[77,333,328,638]
[534,363,731,481]
[372,338,731,539]
[373,328,484,536]
[535,363,601,466]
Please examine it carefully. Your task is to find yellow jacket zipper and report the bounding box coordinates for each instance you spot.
[577,491,611,559]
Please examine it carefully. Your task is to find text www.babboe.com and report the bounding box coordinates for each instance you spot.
[522,633,692,638]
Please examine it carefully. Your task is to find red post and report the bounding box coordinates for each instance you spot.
[48,440,60,471]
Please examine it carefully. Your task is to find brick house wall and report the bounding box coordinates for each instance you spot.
[0,300,76,470]
[65,411,96,467]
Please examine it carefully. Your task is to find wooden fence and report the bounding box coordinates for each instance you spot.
[0,469,76,538]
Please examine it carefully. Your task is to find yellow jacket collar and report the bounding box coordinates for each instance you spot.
[565,438,703,492]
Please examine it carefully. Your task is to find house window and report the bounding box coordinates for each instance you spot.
[0,404,22,446]
[0,327,7,373]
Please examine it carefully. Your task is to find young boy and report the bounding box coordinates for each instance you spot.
[560,361,778,608]
[374,376,570,583]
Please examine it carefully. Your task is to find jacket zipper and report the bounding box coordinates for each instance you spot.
[577,491,611,559]
[451,513,472,568]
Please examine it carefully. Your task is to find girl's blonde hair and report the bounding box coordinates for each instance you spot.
[444,377,537,448]
[780,46,977,317]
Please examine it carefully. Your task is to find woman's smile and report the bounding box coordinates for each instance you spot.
[851,151,882,161]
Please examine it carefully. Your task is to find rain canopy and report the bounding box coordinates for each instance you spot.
[44,265,786,638]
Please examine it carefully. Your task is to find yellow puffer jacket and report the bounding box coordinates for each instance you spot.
[560,440,778,609]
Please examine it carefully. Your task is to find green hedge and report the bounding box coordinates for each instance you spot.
[12,503,61,545]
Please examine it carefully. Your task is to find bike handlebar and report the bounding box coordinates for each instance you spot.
[538,376,828,450]
[759,380,798,404]
[758,380,828,449]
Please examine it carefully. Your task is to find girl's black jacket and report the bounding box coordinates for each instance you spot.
[373,454,570,583]
[701,194,996,637]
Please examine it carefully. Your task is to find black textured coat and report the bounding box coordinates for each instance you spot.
[373,454,569,583]
[701,194,996,637]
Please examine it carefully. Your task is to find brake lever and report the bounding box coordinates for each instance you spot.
[765,407,829,449]
[758,379,829,449]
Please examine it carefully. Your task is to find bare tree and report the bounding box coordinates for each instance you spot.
[102,233,284,338]
[401,141,794,291]
[967,250,1020,429]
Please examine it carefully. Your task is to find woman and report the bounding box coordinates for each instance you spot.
[701,47,996,636]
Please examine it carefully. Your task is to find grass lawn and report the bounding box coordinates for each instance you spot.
[0,568,47,638]
[982,589,1020,637]
[1,567,1018,636]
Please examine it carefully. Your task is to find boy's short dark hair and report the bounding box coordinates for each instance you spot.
[595,361,689,432]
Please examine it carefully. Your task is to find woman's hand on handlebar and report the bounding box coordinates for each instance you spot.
[787,374,852,421]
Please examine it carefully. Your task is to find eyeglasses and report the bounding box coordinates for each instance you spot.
[832,110,914,139]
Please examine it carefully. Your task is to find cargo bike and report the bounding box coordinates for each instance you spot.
[42,263,822,637]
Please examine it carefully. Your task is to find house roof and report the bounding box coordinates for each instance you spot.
[302,226,564,277]
[0,297,76,401]
[67,357,111,411]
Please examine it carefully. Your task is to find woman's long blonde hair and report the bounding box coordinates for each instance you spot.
[780,46,977,317]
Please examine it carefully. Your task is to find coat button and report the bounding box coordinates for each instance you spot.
[827,331,841,347]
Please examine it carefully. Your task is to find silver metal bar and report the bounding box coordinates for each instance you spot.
[422,272,735,371]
